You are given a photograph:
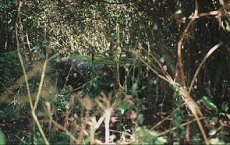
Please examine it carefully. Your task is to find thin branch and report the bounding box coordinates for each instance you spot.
[33,52,48,111]
[51,120,78,143]
[132,51,170,83]
[172,0,210,142]
[15,1,49,144]
[176,0,198,86]
[15,0,33,110]
[31,111,50,144]
[174,85,209,145]
[189,43,222,93]
[104,109,112,143]
[151,103,185,130]
[134,47,209,144]
[157,117,205,137]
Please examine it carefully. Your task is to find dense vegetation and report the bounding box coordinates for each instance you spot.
[0,0,230,144]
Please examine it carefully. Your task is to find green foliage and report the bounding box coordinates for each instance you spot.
[30,41,47,60]
[0,51,22,91]
[0,103,31,142]
[1,0,230,144]
[209,138,226,145]
[0,0,18,51]
[172,107,186,141]
[48,132,70,145]
[135,127,167,144]
[117,102,129,115]
[221,101,229,112]
[136,114,144,126]
[0,130,6,145]
[200,96,218,114]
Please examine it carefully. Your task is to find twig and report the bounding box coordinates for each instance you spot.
[134,42,210,145]
[174,1,210,143]
[151,103,185,130]
[157,117,205,137]
[31,111,50,145]
[104,108,112,143]
[89,114,106,144]
[94,94,119,144]
[77,108,90,144]
[51,120,78,143]
[189,43,222,93]
[15,0,33,110]
[174,85,209,145]
[33,52,48,111]
[176,0,199,86]
[133,51,170,83]
[109,129,133,137]
[15,1,49,144]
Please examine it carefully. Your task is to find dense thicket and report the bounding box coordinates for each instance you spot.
[0,0,230,144]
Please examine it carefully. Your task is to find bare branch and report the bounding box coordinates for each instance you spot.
[189,43,222,93]
[176,0,199,86]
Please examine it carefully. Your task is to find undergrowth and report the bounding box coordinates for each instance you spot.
[0,0,230,145]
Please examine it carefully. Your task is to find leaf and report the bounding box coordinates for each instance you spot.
[208,128,217,136]
[82,138,90,145]
[34,137,45,145]
[200,96,218,113]
[131,82,139,96]
[209,138,225,145]
[137,114,144,125]
[118,103,129,114]
[0,130,6,145]
[221,102,229,112]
